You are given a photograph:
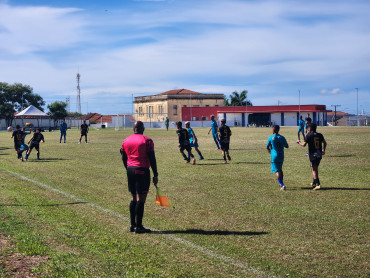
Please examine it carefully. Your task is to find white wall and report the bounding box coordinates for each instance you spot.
[284,113,297,126]
[271,113,281,125]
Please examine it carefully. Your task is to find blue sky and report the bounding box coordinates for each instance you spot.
[0,0,369,115]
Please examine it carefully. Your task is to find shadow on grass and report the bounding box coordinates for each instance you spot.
[327,154,353,158]
[233,162,268,165]
[26,158,69,162]
[153,229,268,236]
[0,147,11,150]
[0,201,88,207]
[294,187,370,191]
[196,163,225,166]
[0,153,9,155]
[206,158,225,161]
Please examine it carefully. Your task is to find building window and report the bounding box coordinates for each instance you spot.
[192,117,199,121]
[149,106,153,118]
[158,105,163,115]
[205,105,209,107]
[193,105,199,107]
[215,105,219,107]
[183,105,187,107]
[173,105,177,115]
[138,107,143,115]
[201,116,208,121]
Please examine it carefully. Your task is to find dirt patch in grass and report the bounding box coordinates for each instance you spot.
[0,234,49,277]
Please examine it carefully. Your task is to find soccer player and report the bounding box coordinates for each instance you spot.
[25,127,45,160]
[120,121,158,234]
[11,125,24,160]
[164,117,169,131]
[20,127,32,155]
[79,120,89,144]
[176,121,195,165]
[208,115,220,150]
[60,119,67,143]
[266,125,289,190]
[297,123,326,190]
[305,113,312,134]
[298,115,305,141]
[185,121,204,160]
[218,119,232,164]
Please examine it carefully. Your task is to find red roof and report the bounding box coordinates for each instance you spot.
[327,111,350,116]
[158,89,202,95]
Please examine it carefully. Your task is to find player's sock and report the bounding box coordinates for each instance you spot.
[277,177,284,187]
[37,153,40,160]
[187,153,190,160]
[129,200,137,227]
[223,154,226,161]
[316,178,320,185]
[135,201,145,228]
[190,153,194,158]
[198,151,203,159]
[182,153,188,161]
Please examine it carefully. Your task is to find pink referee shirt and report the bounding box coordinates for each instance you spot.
[121,134,154,168]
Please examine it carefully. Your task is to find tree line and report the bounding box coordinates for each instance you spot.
[0,82,69,127]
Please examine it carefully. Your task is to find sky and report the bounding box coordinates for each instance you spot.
[0,0,369,115]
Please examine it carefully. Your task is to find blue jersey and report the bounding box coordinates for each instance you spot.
[211,120,218,134]
[60,122,67,132]
[267,134,289,163]
[188,127,197,143]
[298,120,305,130]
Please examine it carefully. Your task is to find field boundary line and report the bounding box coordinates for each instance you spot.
[2,167,276,278]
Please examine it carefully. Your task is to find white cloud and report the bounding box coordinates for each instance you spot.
[320,88,345,95]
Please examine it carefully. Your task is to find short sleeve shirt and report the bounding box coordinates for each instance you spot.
[81,124,88,133]
[267,134,289,163]
[305,132,325,159]
[211,120,218,134]
[12,130,24,144]
[31,132,44,144]
[176,128,190,146]
[218,125,231,142]
[121,134,154,168]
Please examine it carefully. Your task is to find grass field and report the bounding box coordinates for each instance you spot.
[0,126,369,277]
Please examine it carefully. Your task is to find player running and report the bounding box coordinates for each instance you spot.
[176,121,196,165]
[79,120,89,144]
[297,123,327,190]
[120,121,158,234]
[208,115,220,150]
[185,121,204,160]
[11,125,24,161]
[60,119,67,143]
[304,113,312,134]
[20,127,32,156]
[218,119,232,164]
[267,125,289,190]
[25,128,45,161]
[298,115,305,141]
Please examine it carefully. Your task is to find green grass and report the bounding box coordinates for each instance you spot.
[0,126,369,277]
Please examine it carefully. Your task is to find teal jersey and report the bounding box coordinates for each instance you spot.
[188,127,197,143]
[267,134,289,163]
[298,120,305,130]
[211,120,218,134]
[60,122,67,132]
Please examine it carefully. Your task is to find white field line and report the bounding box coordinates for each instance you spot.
[2,167,276,278]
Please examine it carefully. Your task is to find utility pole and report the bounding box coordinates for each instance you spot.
[331,105,341,126]
[355,88,358,115]
[298,90,301,116]
[76,73,81,114]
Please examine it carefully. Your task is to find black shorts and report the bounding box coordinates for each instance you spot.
[310,158,321,167]
[220,139,230,151]
[29,142,40,151]
[14,141,22,150]
[81,132,87,136]
[127,167,150,195]
[180,143,191,152]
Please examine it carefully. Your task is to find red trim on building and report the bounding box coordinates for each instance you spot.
[182,105,330,121]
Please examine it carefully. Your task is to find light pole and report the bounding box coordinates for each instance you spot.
[298,90,301,116]
[355,88,358,115]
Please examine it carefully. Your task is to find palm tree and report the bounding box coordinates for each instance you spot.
[225,90,252,106]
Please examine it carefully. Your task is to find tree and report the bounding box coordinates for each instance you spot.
[224,90,252,106]
[47,101,68,126]
[0,82,45,126]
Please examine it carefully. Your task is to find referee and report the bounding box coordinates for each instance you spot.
[120,121,158,234]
